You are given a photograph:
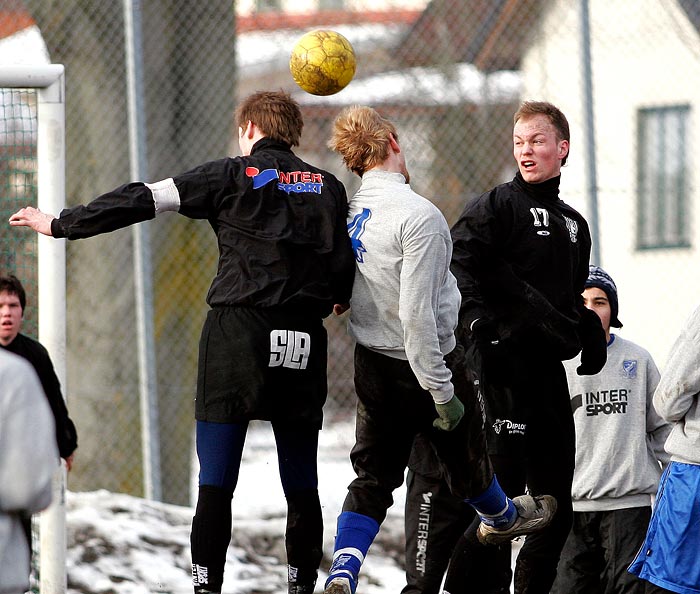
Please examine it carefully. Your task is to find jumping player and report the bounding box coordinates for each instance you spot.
[323,105,556,594]
[9,90,355,594]
[440,101,607,593]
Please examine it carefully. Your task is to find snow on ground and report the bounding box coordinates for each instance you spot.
[63,419,407,594]
[62,418,521,594]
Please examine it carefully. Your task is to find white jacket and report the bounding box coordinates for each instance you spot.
[346,170,460,404]
[653,302,700,465]
[0,349,58,594]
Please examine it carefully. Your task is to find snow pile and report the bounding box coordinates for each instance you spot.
[62,420,407,594]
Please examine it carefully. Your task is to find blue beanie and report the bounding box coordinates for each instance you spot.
[585,265,622,328]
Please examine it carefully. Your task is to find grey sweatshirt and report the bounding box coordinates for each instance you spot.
[564,335,671,511]
[0,349,58,594]
[346,170,459,404]
[653,302,700,465]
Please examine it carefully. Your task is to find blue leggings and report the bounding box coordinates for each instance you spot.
[191,420,323,591]
[195,420,319,494]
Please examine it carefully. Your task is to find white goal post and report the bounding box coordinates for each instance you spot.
[0,64,67,594]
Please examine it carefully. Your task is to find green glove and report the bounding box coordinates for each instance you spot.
[433,396,465,431]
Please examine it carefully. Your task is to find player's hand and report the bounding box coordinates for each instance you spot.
[333,303,350,315]
[9,206,55,236]
[433,396,464,431]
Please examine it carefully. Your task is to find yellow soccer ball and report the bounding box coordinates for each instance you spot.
[289,29,356,96]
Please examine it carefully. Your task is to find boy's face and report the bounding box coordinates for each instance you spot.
[513,114,568,184]
[582,286,611,339]
[0,290,23,346]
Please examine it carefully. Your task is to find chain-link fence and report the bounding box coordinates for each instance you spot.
[1,0,698,506]
[0,87,38,336]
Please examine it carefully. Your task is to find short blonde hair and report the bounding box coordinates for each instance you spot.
[328,105,397,176]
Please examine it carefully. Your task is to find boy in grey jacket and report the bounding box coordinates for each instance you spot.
[552,266,670,594]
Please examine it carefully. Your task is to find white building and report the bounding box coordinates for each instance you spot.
[520,0,700,365]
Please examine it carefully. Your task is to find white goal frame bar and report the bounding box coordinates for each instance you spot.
[0,64,67,594]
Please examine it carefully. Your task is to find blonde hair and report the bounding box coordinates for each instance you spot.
[328,105,397,176]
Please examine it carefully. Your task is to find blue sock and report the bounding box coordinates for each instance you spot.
[465,475,517,528]
[325,511,380,592]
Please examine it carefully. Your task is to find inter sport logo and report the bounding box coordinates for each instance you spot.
[245,166,324,194]
[572,388,630,415]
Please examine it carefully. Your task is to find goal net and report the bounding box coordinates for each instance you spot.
[0,64,66,594]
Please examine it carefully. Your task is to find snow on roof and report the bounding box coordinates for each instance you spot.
[0,24,50,65]
[237,22,406,75]
[236,22,520,106]
[293,62,522,105]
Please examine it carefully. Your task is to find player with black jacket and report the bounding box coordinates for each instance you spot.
[0,273,77,560]
[0,275,78,464]
[406,101,607,594]
[324,105,557,594]
[9,90,355,594]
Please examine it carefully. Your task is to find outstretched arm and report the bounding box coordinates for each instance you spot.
[9,206,56,236]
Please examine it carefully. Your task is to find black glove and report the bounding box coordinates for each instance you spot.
[470,317,501,348]
[576,308,607,375]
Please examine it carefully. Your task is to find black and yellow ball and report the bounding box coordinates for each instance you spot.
[289,29,356,96]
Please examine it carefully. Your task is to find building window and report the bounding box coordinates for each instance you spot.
[319,0,345,9]
[254,0,281,12]
[636,105,691,249]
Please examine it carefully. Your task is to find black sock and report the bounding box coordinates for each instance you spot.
[191,485,233,593]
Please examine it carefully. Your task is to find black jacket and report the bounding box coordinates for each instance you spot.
[52,138,355,318]
[451,172,593,361]
[2,333,78,458]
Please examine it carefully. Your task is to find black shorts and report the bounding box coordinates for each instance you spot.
[195,306,328,427]
[466,339,572,458]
